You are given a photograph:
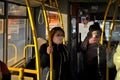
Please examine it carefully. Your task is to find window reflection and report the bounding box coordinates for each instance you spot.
[8,3,26,16]
[0,2,4,15]
[8,19,26,66]
[0,19,4,61]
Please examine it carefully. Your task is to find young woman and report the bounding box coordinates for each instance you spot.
[40,27,71,80]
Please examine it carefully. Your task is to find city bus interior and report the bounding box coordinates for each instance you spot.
[0,0,120,80]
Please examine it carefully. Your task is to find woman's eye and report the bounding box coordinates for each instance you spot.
[56,35,64,37]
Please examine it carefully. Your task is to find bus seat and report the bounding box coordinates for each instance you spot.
[37,37,47,50]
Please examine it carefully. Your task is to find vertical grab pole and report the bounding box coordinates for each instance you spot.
[108,0,119,50]
[41,1,53,80]
[107,1,119,79]
[107,3,119,80]
[100,0,112,45]
[25,0,41,80]
[99,0,112,80]
[55,0,65,44]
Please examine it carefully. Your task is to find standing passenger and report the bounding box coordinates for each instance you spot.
[40,27,71,80]
[79,23,106,80]
[79,21,94,42]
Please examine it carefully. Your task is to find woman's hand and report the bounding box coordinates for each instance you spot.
[47,46,53,54]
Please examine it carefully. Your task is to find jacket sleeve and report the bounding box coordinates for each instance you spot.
[39,43,50,68]
[0,61,11,80]
[113,44,120,80]
[113,44,120,71]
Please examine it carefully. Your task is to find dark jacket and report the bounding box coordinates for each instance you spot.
[40,42,71,80]
[0,61,11,80]
[79,35,106,80]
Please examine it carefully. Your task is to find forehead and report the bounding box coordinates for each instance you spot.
[54,30,64,34]
[92,31,100,34]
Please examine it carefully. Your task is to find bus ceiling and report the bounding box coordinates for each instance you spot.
[4,0,49,7]
[5,0,109,5]
[70,0,109,2]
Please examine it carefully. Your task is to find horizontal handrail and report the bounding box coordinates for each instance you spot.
[8,43,17,63]
[23,44,35,67]
[8,67,37,74]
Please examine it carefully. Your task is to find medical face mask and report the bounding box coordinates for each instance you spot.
[53,36,64,44]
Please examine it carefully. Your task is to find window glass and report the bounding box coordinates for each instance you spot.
[46,11,59,39]
[8,3,26,16]
[111,22,120,41]
[7,19,26,66]
[105,22,110,41]
[0,2,4,15]
[0,19,4,61]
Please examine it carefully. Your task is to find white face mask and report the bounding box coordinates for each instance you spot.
[53,36,64,44]
[52,30,64,45]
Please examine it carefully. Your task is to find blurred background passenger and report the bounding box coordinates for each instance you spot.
[79,23,106,80]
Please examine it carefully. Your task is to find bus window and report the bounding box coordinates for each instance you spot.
[7,19,27,66]
[8,3,26,16]
[0,1,4,15]
[0,19,4,61]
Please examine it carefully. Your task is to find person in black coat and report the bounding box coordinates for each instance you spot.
[40,27,71,80]
[79,23,106,80]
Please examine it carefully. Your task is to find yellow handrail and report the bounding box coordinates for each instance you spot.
[23,44,35,67]
[99,0,114,80]
[8,43,17,64]
[40,1,66,80]
[8,67,37,80]
[8,67,37,74]
[41,1,53,80]
[100,0,112,45]
[106,1,119,80]
[108,1,119,80]
[41,1,65,80]
[100,0,119,80]
[25,0,41,80]
[55,0,65,44]
[108,0,119,49]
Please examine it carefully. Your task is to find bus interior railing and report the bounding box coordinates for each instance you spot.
[8,0,65,80]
